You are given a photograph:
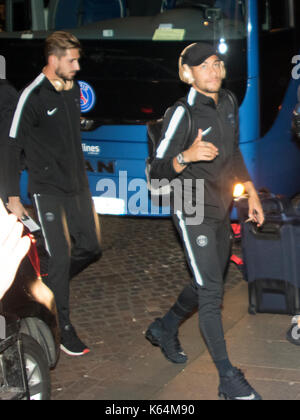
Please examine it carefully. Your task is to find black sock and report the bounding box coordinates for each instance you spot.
[162,284,198,332]
[162,309,182,332]
[215,358,234,377]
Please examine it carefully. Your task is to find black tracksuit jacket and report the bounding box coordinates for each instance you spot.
[150,87,251,219]
[7,73,89,197]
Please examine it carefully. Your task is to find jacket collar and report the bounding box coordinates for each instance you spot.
[37,73,59,92]
[187,86,226,108]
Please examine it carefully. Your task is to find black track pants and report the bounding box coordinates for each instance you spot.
[33,190,102,328]
[172,210,232,363]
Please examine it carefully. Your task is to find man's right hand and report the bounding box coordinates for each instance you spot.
[7,196,28,220]
[184,129,219,163]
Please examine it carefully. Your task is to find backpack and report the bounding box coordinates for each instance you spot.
[145,100,193,196]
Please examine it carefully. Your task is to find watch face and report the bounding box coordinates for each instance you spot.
[177,153,185,165]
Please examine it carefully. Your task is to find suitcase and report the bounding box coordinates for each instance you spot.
[236,194,300,315]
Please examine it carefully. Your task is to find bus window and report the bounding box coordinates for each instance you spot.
[259,0,296,136]
[0,0,248,121]
[5,0,31,31]
[0,2,5,31]
[215,0,245,21]
[78,0,247,42]
[260,0,292,32]
[127,0,163,16]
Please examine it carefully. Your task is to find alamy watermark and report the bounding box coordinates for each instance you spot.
[96,171,204,225]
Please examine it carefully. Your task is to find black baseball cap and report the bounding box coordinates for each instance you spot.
[181,43,222,67]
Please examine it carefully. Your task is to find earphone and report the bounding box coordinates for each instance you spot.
[51,79,65,92]
[178,44,197,85]
[50,79,74,92]
[182,69,195,84]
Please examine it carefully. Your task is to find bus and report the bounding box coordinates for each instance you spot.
[0,0,300,217]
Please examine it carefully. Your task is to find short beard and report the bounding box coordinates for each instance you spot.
[55,70,73,82]
[194,80,222,95]
[200,84,222,94]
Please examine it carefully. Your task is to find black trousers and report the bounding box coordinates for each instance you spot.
[33,190,102,328]
[172,210,232,363]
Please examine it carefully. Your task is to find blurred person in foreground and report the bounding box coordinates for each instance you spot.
[0,79,18,203]
[0,198,30,300]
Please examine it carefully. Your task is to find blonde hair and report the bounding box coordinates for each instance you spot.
[45,31,82,61]
[178,43,226,85]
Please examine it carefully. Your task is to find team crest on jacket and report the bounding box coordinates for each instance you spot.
[78,81,96,113]
[196,235,208,248]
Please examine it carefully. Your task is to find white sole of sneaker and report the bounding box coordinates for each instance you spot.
[60,344,90,357]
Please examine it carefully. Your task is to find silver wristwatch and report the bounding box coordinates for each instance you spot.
[176,152,188,167]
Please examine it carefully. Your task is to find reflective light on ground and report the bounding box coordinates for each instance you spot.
[92,197,126,215]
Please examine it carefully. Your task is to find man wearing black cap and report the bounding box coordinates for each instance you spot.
[146,43,264,400]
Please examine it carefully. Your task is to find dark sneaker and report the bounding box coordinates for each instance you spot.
[219,367,262,400]
[145,318,187,364]
[60,324,90,357]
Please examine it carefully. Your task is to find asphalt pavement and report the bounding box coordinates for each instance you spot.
[48,215,300,401]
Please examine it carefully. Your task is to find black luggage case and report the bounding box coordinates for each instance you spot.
[236,195,300,315]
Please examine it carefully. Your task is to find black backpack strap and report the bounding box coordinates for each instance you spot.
[224,88,238,115]
[147,99,193,157]
[175,99,193,150]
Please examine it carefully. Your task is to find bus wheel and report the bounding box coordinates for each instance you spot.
[22,334,51,400]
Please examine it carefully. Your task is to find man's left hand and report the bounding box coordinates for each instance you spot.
[247,195,265,227]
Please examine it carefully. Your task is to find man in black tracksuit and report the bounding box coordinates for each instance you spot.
[146,43,264,400]
[6,31,102,356]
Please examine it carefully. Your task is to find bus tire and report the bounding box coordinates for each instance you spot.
[22,333,51,400]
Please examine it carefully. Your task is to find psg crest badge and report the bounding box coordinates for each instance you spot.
[78,80,96,113]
